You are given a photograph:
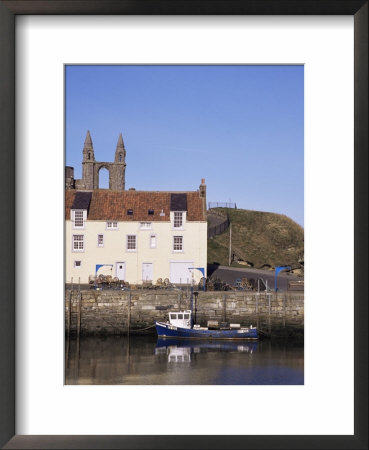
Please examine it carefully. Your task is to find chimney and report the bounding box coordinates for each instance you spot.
[199,178,207,217]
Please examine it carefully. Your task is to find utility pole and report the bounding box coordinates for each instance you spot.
[228,222,232,266]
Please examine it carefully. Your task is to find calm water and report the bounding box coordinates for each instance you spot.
[65,335,303,385]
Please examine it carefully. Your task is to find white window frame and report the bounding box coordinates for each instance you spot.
[72,209,86,229]
[149,233,157,249]
[173,235,183,252]
[74,260,82,268]
[140,222,152,230]
[72,234,84,252]
[172,211,186,230]
[106,221,118,230]
[126,234,137,252]
[97,234,104,247]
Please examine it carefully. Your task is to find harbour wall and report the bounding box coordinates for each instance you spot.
[65,289,304,338]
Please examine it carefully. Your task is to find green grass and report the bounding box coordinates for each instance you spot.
[207,208,304,268]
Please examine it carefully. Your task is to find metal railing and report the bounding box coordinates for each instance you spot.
[208,202,237,209]
[208,215,230,238]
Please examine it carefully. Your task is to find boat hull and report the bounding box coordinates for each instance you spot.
[155,321,258,340]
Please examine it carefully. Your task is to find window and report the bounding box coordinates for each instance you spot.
[127,209,133,215]
[178,314,183,319]
[184,314,190,320]
[127,235,137,251]
[170,314,177,320]
[173,236,183,251]
[97,234,104,247]
[72,235,84,251]
[106,221,118,229]
[148,209,154,215]
[73,210,84,228]
[173,211,183,228]
[74,260,81,268]
[150,234,157,249]
[140,222,152,230]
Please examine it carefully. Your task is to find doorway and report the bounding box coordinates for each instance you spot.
[142,263,153,282]
[116,262,125,281]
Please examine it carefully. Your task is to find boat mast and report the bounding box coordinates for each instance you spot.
[189,269,194,326]
[193,291,198,324]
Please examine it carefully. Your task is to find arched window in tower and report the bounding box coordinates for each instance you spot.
[98,167,109,189]
[119,154,122,162]
[88,152,91,160]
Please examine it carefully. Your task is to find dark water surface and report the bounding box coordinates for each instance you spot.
[65,335,304,385]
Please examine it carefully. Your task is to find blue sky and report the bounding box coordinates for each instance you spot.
[66,65,304,226]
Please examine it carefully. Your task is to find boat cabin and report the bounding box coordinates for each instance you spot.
[168,310,192,329]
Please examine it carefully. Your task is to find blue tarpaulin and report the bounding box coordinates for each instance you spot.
[194,267,205,277]
[95,264,113,276]
[188,267,206,290]
[275,266,291,291]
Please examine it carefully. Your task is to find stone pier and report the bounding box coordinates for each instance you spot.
[65,289,304,338]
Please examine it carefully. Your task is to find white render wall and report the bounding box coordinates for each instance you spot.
[65,219,207,284]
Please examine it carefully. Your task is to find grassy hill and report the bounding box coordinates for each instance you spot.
[207,208,304,269]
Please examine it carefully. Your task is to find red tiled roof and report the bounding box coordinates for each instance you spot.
[65,190,205,221]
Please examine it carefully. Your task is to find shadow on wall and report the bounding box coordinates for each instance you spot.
[207,263,220,278]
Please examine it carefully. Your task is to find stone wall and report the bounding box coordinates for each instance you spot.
[65,290,304,338]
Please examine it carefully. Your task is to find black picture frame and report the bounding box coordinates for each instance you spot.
[0,1,367,449]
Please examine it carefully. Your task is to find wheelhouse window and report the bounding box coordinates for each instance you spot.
[97,234,104,247]
[73,210,85,229]
[173,236,183,252]
[126,235,137,251]
[173,211,183,228]
[140,222,152,230]
[72,235,84,252]
[106,221,118,230]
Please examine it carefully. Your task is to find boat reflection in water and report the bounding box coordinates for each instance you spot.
[65,336,303,384]
[155,339,258,363]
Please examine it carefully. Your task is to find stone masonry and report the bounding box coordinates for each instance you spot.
[65,290,304,338]
[67,131,126,191]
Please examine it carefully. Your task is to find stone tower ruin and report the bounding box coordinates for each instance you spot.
[70,131,126,191]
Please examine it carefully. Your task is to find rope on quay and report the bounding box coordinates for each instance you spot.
[100,316,156,334]
[132,324,156,331]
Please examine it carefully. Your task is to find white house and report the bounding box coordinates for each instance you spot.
[65,184,208,285]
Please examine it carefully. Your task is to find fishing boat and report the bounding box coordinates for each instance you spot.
[155,310,258,340]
